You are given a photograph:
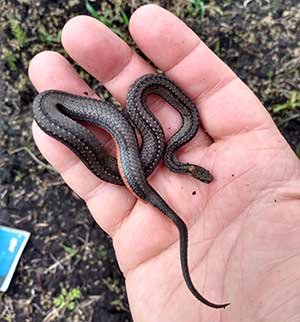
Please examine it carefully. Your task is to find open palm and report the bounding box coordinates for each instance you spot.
[29,5,300,322]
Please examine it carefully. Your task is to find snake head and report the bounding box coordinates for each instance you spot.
[188,165,214,184]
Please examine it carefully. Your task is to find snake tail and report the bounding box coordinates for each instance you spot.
[145,187,230,309]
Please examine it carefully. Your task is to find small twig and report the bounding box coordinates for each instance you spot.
[82,232,90,261]
[45,179,65,187]
[44,252,76,274]
[9,146,55,172]
[243,0,254,7]
[279,113,299,125]
[49,253,65,271]
[32,303,46,315]
[79,295,101,310]
[42,307,61,322]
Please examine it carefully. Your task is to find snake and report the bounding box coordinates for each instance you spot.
[33,73,229,309]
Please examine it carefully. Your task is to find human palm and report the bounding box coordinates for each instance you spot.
[29,5,300,322]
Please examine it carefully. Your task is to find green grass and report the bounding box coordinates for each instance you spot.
[63,245,78,257]
[53,287,81,311]
[188,0,206,19]
[39,25,62,44]
[97,244,108,259]
[214,37,221,56]
[3,48,17,71]
[272,91,300,113]
[84,0,128,40]
[10,18,27,47]
[2,315,14,322]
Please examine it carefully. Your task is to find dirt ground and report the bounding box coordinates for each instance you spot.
[0,0,299,321]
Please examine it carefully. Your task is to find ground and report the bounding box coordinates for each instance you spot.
[0,0,299,321]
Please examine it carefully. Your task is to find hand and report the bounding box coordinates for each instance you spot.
[29,5,300,322]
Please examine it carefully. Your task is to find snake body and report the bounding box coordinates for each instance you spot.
[33,74,229,309]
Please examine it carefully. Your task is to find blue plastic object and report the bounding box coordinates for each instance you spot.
[0,226,30,292]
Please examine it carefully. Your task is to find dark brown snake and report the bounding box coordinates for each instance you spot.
[33,73,229,309]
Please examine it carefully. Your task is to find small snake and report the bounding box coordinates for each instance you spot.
[33,74,229,309]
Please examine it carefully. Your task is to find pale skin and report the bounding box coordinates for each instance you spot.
[29,5,300,322]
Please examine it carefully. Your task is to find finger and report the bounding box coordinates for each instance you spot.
[129,4,275,140]
[29,51,135,235]
[61,15,212,146]
[61,15,152,106]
